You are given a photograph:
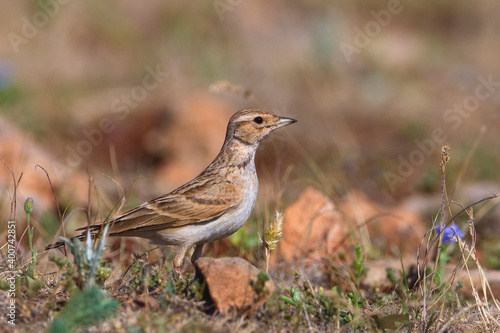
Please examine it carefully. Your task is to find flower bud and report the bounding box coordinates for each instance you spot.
[24,197,34,214]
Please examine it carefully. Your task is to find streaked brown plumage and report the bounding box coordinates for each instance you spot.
[46,109,297,273]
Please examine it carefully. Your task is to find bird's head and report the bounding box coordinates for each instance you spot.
[227,109,297,146]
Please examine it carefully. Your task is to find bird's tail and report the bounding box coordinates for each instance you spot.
[44,224,104,250]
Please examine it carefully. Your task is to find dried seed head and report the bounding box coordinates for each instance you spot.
[265,211,284,251]
[439,144,451,176]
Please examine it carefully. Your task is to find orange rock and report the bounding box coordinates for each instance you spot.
[194,257,275,315]
[277,188,427,264]
[278,187,348,261]
[341,191,427,257]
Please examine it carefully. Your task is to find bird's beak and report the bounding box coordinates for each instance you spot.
[274,116,297,128]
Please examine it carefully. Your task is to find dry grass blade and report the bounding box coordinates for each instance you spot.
[35,164,66,250]
[0,157,23,222]
[420,145,451,326]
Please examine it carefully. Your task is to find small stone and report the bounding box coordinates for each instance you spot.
[194,257,275,315]
[446,264,500,300]
[132,296,160,310]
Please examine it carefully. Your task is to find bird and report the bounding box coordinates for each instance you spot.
[46,109,297,273]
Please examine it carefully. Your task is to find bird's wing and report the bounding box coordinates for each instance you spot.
[76,178,239,236]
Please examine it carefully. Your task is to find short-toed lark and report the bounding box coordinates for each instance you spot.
[46,109,297,273]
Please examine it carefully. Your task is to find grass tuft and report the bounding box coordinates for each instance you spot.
[48,285,120,333]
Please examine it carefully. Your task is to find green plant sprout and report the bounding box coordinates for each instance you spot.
[24,197,36,275]
[59,224,110,290]
[49,223,119,333]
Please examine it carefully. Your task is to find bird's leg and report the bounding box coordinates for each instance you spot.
[191,244,204,265]
[173,244,190,276]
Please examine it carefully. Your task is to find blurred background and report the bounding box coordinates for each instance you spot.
[1,1,500,269]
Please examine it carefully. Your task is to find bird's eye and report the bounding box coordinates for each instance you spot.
[253,116,263,124]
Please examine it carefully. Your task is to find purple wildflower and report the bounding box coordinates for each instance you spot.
[436,223,465,244]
